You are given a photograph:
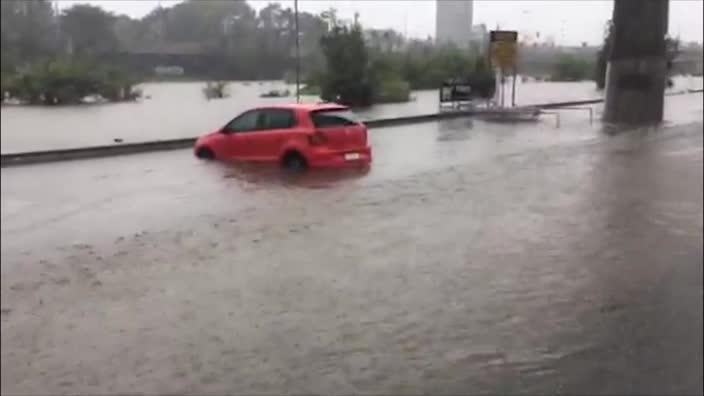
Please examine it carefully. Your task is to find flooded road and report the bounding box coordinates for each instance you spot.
[1,96,702,394]
[1,77,702,153]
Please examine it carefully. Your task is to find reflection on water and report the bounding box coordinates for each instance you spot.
[436,119,474,142]
[2,77,701,153]
[216,160,371,190]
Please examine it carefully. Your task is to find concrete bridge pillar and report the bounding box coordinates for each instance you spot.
[603,0,669,124]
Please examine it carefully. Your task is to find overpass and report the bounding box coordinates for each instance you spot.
[105,49,226,80]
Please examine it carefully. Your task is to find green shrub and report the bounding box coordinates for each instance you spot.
[314,20,493,105]
[299,84,321,96]
[552,55,594,82]
[2,58,140,105]
[375,77,410,103]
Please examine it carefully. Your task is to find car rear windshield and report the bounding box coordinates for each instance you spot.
[311,109,360,128]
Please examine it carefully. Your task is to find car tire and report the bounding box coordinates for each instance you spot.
[282,152,307,172]
[196,147,215,160]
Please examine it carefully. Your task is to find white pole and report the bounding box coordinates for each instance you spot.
[295,0,300,103]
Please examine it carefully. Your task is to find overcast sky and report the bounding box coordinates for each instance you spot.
[56,0,703,46]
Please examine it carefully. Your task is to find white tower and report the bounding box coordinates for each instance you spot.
[435,0,474,48]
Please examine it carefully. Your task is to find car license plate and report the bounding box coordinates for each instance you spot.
[344,153,361,160]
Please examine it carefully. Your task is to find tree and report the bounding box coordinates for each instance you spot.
[319,22,374,106]
[553,55,593,81]
[1,0,57,71]
[293,11,328,79]
[113,15,142,52]
[2,0,498,90]
[159,0,252,43]
[254,4,295,77]
[60,5,119,56]
[320,8,339,31]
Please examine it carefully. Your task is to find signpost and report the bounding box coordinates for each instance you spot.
[490,30,518,69]
[489,30,518,107]
[294,0,300,103]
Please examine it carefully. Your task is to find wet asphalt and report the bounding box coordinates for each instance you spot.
[1,96,702,395]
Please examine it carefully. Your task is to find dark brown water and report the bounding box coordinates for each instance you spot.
[1,93,702,394]
[1,77,701,153]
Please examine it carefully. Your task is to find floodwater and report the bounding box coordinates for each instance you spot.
[1,76,702,153]
[1,94,702,394]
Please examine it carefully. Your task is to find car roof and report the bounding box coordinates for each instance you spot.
[252,103,349,112]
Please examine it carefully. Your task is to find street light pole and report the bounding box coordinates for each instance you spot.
[295,0,300,103]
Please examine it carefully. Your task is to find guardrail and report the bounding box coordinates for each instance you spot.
[1,138,198,167]
[1,92,701,168]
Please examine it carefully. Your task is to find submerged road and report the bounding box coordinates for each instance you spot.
[1,96,702,394]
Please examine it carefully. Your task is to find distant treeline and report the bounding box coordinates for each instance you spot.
[2,0,698,104]
[0,0,616,82]
[0,0,497,105]
[1,0,328,80]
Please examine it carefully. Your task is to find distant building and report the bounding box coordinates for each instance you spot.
[469,24,488,53]
[435,0,473,48]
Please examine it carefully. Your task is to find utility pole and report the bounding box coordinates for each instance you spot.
[511,67,517,107]
[294,0,301,103]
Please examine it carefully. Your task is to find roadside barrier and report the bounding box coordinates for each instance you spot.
[2,92,701,167]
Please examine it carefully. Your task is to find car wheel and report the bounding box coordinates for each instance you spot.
[282,152,307,172]
[196,147,215,160]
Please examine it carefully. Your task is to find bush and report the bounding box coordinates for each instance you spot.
[299,84,321,96]
[314,19,493,106]
[368,52,411,103]
[375,77,410,103]
[393,46,477,90]
[551,55,593,82]
[368,47,494,98]
[2,58,140,105]
[203,81,229,99]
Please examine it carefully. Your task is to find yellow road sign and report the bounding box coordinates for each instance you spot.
[490,30,518,70]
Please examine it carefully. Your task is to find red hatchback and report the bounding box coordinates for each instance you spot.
[194,103,372,170]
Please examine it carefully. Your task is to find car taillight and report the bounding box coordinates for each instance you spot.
[308,132,327,146]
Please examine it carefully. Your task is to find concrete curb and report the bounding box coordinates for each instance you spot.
[1,92,700,167]
[1,138,198,167]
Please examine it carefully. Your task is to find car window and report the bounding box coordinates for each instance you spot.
[225,110,260,133]
[311,109,359,128]
[259,109,296,130]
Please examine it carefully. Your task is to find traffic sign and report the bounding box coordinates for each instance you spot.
[490,30,518,70]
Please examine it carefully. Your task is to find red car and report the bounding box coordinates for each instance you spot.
[194,103,372,170]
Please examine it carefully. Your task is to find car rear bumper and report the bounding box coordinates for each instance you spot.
[308,146,372,168]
